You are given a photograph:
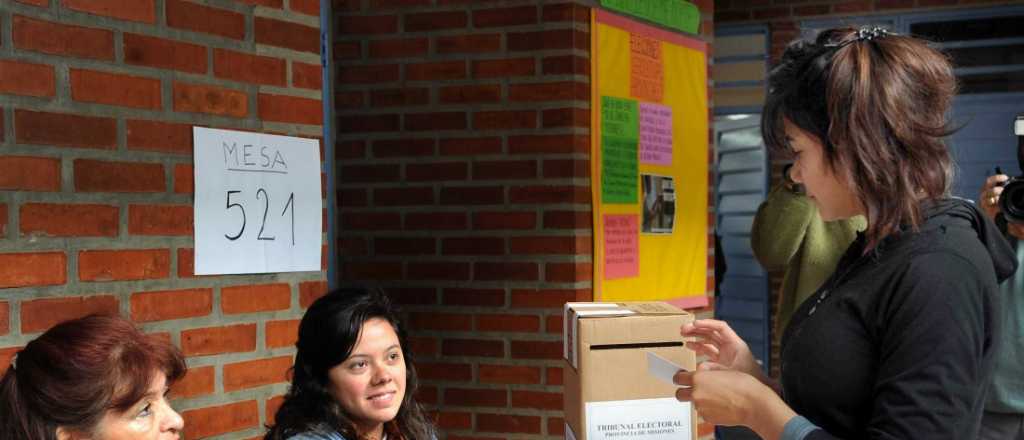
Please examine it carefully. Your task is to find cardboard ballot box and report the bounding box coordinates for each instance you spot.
[563,302,696,440]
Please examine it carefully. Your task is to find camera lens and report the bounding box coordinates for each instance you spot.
[1000,178,1024,224]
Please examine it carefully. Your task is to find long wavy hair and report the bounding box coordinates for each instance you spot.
[0,315,185,440]
[761,27,957,251]
[264,288,433,440]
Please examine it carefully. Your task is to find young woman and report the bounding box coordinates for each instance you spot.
[674,26,1018,440]
[0,315,186,440]
[265,288,434,440]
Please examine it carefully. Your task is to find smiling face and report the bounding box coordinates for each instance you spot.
[89,373,183,440]
[327,318,407,438]
[785,119,864,221]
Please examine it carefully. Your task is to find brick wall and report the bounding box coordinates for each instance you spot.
[0,0,325,439]
[334,0,715,439]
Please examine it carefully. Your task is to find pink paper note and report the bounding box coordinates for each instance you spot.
[604,214,639,279]
[640,103,672,166]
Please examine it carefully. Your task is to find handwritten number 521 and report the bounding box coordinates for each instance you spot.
[224,189,296,245]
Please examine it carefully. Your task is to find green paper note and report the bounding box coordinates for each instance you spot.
[601,96,639,204]
[600,0,700,35]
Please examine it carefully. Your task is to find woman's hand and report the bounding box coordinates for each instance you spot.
[674,363,795,440]
[680,319,761,378]
[979,174,1008,221]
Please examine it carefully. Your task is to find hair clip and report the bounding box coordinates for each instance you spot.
[825,26,892,49]
[9,353,17,371]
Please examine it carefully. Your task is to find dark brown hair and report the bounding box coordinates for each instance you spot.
[0,314,186,440]
[762,27,957,251]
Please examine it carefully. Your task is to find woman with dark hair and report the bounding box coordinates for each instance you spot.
[0,314,186,440]
[265,288,434,440]
[673,27,1017,439]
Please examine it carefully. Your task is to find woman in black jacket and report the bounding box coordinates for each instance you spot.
[673,26,1017,440]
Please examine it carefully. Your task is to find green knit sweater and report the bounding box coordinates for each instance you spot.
[750,185,865,333]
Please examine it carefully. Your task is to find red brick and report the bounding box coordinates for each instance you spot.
[372,138,433,157]
[13,15,114,60]
[442,237,504,255]
[131,288,212,322]
[388,288,437,306]
[222,283,291,314]
[336,90,365,109]
[404,11,466,32]
[543,158,589,178]
[0,156,61,191]
[333,41,362,60]
[473,57,535,78]
[15,110,116,149]
[340,164,400,183]
[546,366,563,385]
[1,303,9,335]
[0,252,65,288]
[0,205,6,238]
[338,64,400,84]
[374,236,435,256]
[342,212,401,230]
[74,159,165,193]
[440,137,502,156]
[370,0,430,7]
[0,60,55,97]
[404,212,468,230]
[172,248,193,279]
[512,390,562,410]
[543,55,589,75]
[20,295,118,333]
[417,362,472,381]
[181,401,259,439]
[475,262,538,281]
[474,111,537,130]
[410,312,472,332]
[441,338,503,357]
[408,262,470,281]
[266,319,300,348]
[546,315,562,333]
[549,418,566,436]
[79,249,169,282]
[794,4,830,15]
[479,364,540,384]
[173,165,193,194]
[510,288,590,308]
[477,414,541,434]
[478,314,539,332]
[20,203,117,237]
[511,340,561,359]
[127,120,192,154]
[406,61,466,81]
[255,17,319,54]
[473,5,538,27]
[170,366,214,398]
[292,62,322,90]
[511,236,589,255]
[337,15,398,35]
[128,204,192,236]
[291,0,319,15]
[473,160,536,180]
[716,10,751,22]
[266,395,286,426]
[70,69,161,110]
[173,82,248,118]
[544,210,590,229]
[369,37,429,58]
[299,280,328,308]
[338,236,369,256]
[407,162,467,181]
[410,336,438,357]
[442,288,504,307]
[224,356,292,391]
[440,84,501,104]
[752,6,792,20]
[445,388,507,407]
[182,324,257,356]
[63,0,155,23]
[213,49,286,86]
[166,0,245,40]
[369,88,429,107]
[435,412,472,431]
[440,186,503,205]
[237,0,282,7]
[546,262,592,282]
[437,34,501,54]
[509,134,587,154]
[258,93,323,125]
[543,3,589,22]
[473,211,536,230]
[510,185,588,204]
[15,0,48,5]
[509,81,587,102]
[338,114,400,132]
[509,29,585,51]
[543,107,589,128]
[833,1,872,13]
[343,262,402,281]
[124,33,206,73]
[405,112,466,131]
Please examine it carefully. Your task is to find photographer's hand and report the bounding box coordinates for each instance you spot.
[979,174,1009,221]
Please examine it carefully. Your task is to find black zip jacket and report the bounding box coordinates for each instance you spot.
[781,198,1017,440]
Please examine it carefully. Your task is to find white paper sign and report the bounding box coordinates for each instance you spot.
[193,127,322,275]
[586,398,691,440]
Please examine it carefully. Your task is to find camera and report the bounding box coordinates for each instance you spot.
[998,115,1024,223]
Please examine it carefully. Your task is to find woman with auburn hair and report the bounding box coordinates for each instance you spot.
[673,27,1017,439]
[0,314,186,440]
[264,288,434,440]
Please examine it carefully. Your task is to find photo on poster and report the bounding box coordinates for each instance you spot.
[641,174,675,234]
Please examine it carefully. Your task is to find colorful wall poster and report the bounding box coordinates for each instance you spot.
[591,9,708,306]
